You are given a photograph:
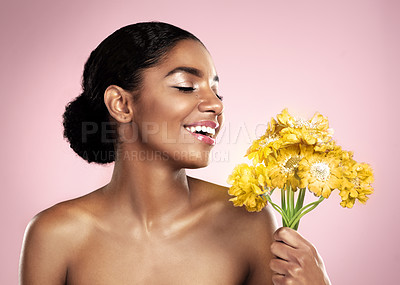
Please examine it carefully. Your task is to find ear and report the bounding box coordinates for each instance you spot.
[104,85,134,123]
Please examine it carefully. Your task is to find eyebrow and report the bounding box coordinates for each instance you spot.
[165,66,219,82]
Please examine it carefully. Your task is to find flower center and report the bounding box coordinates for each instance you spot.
[310,161,330,181]
[294,117,310,128]
[281,155,301,174]
[351,177,360,187]
[260,134,278,147]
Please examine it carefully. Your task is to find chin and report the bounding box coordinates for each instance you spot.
[171,150,211,169]
[184,160,210,169]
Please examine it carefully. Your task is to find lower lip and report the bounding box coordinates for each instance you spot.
[187,131,216,146]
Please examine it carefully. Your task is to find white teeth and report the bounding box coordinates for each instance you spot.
[185,125,216,137]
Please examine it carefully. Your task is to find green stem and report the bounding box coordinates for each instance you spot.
[289,197,323,225]
[271,202,290,225]
[264,194,290,225]
[290,186,295,218]
[295,188,306,212]
[285,186,289,218]
[281,188,286,212]
[289,196,325,228]
[281,188,287,227]
[292,188,306,230]
[269,187,276,195]
[286,185,292,219]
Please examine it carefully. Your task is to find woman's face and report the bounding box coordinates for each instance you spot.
[127,39,224,168]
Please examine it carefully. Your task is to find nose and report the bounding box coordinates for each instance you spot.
[198,89,224,115]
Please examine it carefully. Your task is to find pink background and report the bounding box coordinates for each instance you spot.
[1,0,399,284]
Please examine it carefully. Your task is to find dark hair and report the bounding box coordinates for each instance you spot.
[63,22,201,164]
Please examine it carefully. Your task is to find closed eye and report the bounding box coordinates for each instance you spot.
[174,86,223,101]
[174,86,195,93]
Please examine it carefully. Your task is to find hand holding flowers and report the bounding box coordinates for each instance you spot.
[270,227,331,285]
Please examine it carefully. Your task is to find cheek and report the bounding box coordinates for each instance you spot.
[144,90,197,121]
[165,94,198,120]
[134,95,197,144]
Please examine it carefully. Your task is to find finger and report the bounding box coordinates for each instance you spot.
[269,258,288,275]
[273,227,311,249]
[272,274,293,285]
[270,240,297,261]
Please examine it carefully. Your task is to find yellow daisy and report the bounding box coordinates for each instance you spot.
[276,108,297,128]
[246,117,284,164]
[328,145,353,161]
[266,145,305,190]
[246,109,334,164]
[298,152,342,198]
[227,164,270,212]
[339,161,374,208]
[279,123,333,148]
[278,109,334,146]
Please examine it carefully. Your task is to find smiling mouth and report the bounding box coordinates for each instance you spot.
[183,122,217,146]
[184,125,216,137]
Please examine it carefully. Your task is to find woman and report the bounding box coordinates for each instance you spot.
[19,22,331,285]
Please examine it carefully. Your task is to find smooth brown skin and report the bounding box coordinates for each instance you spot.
[19,40,330,285]
[270,228,331,285]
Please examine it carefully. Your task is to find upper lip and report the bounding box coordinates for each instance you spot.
[184,120,219,129]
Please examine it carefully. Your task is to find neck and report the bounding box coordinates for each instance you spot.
[105,145,192,231]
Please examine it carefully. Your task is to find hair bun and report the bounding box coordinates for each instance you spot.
[62,94,116,164]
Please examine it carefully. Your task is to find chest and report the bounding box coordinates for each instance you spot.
[67,225,250,285]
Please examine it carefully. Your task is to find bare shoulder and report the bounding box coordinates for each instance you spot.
[188,175,277,233]
[24,189,102,243]
[188,176,277,284]
[20,189,103,284]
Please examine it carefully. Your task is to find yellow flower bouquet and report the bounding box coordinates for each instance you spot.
[227,109,374,230]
